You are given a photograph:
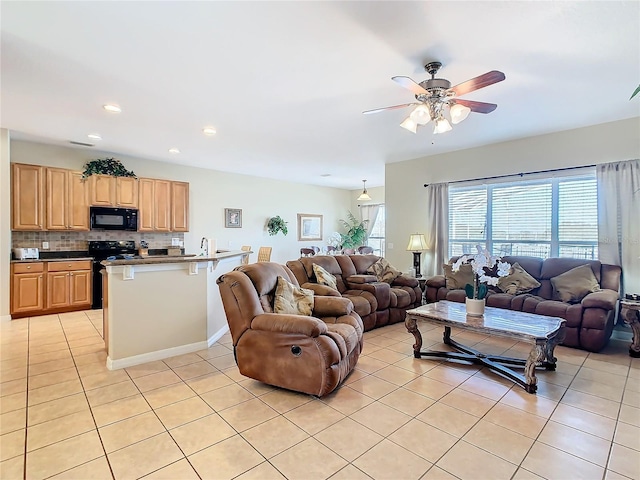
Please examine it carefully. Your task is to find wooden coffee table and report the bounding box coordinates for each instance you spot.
[405,301,566,393]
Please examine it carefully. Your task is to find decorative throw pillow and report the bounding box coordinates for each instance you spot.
[550,264,600,303]
[443,263,474,290]
[498,262,541,295]
[366,258,402,284]
[274,276,314,316]
[312,263,338,290]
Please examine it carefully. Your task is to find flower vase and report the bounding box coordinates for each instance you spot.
[465,298,485,317]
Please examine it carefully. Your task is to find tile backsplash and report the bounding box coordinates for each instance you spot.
[11,231,185,251]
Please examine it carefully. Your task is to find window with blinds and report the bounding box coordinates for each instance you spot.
[448,172,598,259]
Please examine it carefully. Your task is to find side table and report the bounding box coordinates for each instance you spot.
[418,278,427,305]
[620,300,640,357]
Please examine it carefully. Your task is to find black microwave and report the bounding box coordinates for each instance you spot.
[90,207,138,231]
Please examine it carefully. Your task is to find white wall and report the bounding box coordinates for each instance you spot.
[385,117,640,279]
[9,140,352,264]
[0,130,11,321]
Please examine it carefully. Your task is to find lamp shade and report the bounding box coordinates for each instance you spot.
[399,116,418,133]
[409,104,431,125]
[357,180,371,201]
[406,233,428,251]
[433,117,452,134]
[450,103,471,124]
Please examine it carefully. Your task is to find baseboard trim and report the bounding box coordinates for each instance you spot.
[207,325,229,347]
[107,341,209,370]
[0,314,12,324]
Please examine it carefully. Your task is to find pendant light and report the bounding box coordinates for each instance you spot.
[357,180,372,201]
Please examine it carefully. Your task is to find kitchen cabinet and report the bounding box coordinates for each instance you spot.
[11,263,45,314]
[46,261,92,310]
[46,168,89,230]
[138,178,187,232]
[12,163,44,230]
[171,181,189,232]
[89,175,138,207]
[138,178,171,232]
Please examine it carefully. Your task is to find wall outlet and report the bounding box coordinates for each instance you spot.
[42,241,49,249]
[388,243,393,249]
[171,238,180,246]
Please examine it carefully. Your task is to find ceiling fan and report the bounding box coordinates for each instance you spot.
[364,62,506,134]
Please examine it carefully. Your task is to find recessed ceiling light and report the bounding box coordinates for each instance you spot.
[202,127,216,136]
[87,133,102,140]
[103,104,121,113]
[168,148,180,154]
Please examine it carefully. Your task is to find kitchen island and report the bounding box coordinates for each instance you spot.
[101,250,249,370]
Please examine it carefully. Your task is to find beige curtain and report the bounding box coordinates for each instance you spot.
[597,159,640,295]
[359,204,381,240]
[424,183,449,277]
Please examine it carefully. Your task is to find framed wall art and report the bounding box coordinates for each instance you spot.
[297,213,323,241]
[225,208,242,228]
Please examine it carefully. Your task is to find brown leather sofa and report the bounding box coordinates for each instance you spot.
[217,262,363,397]
[426,256,621,352]
[287,255,422,331]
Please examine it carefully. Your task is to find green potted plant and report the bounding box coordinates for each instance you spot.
[267,216,288,236]
[338,211,368,249]
[82,157,136,179]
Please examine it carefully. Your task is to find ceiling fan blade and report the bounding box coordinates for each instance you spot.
[362,103,417,115]
[455,99,498,114]
[450,71,505,97]
[391,76,428,95]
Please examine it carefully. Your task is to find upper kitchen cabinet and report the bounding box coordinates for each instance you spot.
[12,163,44,230]
[89,174,138,207]
[46,168,89,230]
[138,178,171,232]
[117,177,138,208]
[171,181,189,232]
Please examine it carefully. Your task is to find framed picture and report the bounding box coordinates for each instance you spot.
[297,213,323,241]
[225,208,242,228]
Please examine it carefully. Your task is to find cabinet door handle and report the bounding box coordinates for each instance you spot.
[70,273,74,276]
[27,266,31,269]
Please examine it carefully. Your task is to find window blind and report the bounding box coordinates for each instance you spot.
[448,172,597,259]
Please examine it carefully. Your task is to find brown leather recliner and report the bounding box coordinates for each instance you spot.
[216,262,363,397]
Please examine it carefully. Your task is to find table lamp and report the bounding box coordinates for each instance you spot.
[406,233,428,278]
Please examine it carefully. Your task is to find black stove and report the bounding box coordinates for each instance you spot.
[88,240,137,259]
[89,241,137,309]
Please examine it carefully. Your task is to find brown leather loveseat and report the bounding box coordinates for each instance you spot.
[287,255,422,331]
[426,256,621,352]
[217,262,363,396]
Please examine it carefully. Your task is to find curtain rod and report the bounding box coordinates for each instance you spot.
[357,202,384,207]
[423,164,597,187]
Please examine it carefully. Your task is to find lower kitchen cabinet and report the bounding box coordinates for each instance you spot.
[46,261,92,310]
[11,262,45,314]
[11,260,92,318]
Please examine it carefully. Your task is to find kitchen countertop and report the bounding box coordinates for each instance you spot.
[11,257,94,263]
[101,250,248,266]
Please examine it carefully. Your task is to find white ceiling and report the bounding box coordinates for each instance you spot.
[1,1,639,190]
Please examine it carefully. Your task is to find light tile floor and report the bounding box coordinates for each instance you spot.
[1,310,639,480]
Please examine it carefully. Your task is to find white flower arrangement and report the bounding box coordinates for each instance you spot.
[452,246,511,299]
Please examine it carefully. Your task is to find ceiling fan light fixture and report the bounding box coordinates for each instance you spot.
[409,104,431,125]
[357,179,372,201]
[450,103,471,125]
[434,117,452,134]
[399,116,418,133]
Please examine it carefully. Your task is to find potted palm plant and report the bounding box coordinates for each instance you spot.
[338,211,368,249]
